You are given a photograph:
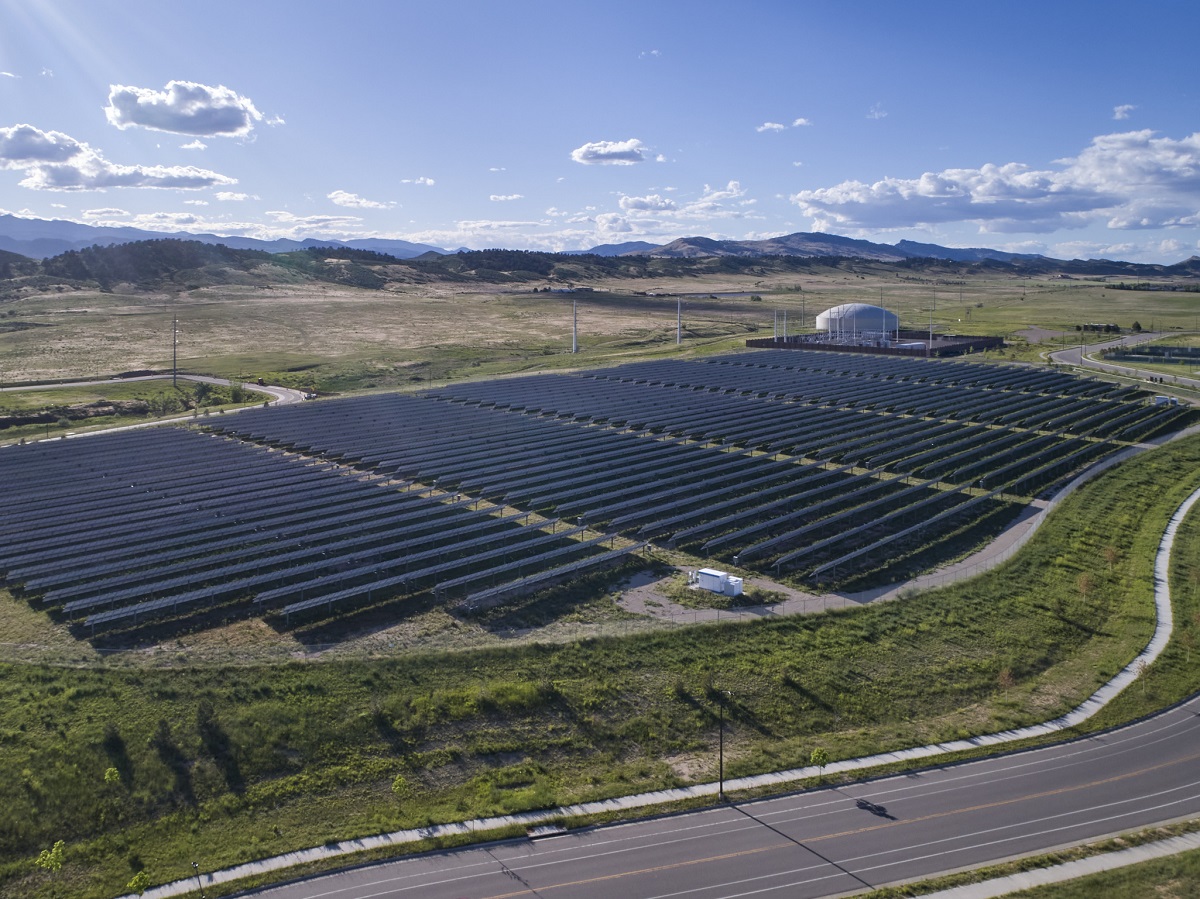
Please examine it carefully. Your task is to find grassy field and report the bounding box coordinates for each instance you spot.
[3,268,1200,897]
[2,433,1198,898]
[2,267,1197,388]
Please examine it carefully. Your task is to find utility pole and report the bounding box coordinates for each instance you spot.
[718,697,725,801]
[172,313,178,388]
[572,299,578,354]
[677,296,682,345]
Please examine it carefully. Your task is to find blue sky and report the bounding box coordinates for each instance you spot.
[1,0,1198,262]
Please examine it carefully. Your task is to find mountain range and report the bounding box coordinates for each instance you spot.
[0,212,1174,268]
[0,214,446,260]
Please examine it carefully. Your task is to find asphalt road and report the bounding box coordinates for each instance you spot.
[251,695,1200,899]
[1049,332,1200,392]
[0,373,308,404]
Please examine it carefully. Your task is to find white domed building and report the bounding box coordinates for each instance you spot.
[815,303,899,342]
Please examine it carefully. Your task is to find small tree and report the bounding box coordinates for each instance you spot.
[809,747,829,781]
[104,767,121,786]
[35,840,64,875]
[127,870,151,896]
[391,774,410,799]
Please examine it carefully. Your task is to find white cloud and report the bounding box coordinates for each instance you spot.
[105,81,265,137]
[756,122,786,133]
[790,130,1200,235]
[400,176,435,185]
[1113,104,1136,121]
[489,194,523,201]
[265,210,364,234]
[489,167,506,172]
[180,139,207,150]
[595,212,633,237]
[215,191,256,201]
[4,128,237,192]
[619,193,676,212]
[570,138,650,165]
[639,49,661,58]
[184,199,209,206]
[0,72,19,79]
[792,117,812,127]
[867,103,888,120]
[327,189,395,209]
[40,68,53,78]
[18,147,238,191]
[0,124,86,166]
[81,207,128,218]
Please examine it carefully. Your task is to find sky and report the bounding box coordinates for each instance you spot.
[1,0,1198,263]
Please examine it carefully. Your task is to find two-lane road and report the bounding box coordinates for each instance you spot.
[253,695,1200,898]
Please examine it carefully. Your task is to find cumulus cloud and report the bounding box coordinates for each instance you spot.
[867,103,888,120]
[756,122,786,133]
[792,117,812,127]
[401,176,435,185]
[790,130,1200,235]
[489,193,523,201]
[184,199,209,206]
[595,212,633,237]
[105,81,265,137]
[81,207,128,218]
[2,126,237,192]
[570,138,650,165]
[0,124,86,166]
[1113,104,1136,121]
[215,191,256,201]
[327,189,395,209]
[180,139,207,150]
[19,148,238,191]
[265,210,364,233]
[619,193,676,211]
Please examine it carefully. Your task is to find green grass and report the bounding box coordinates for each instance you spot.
[1003,847,1200,898]
[2,434,1199,898]
[0,379,264,445]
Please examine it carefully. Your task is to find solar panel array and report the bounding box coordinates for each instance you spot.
[0,351,1188,637]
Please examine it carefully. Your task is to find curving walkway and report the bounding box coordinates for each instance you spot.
[128,481,1200,899]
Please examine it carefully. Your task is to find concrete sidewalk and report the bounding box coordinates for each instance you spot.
[918,830,1200,898]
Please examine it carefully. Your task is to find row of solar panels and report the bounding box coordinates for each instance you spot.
[0,428,635,633]
[2,352,1188,636]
